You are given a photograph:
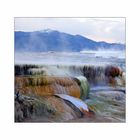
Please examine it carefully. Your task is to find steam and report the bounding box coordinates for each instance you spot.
[15,30,74,52]
[15,50,125,66]
[26,32,49,52]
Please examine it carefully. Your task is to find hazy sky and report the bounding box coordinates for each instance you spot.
[15,17,125,43]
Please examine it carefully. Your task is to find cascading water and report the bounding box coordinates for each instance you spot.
[15,51,125,122]
[15,64,124,87]
[15,76,82,98]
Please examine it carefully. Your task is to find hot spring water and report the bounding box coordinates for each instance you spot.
[15,51,125,122]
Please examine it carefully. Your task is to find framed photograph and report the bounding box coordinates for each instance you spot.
[14,17,125,122]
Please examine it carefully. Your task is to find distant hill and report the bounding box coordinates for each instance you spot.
[15,29,125,52]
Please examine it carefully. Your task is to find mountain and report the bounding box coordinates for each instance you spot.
[15,29,125,52]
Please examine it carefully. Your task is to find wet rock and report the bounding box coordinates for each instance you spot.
[15,64,124,87]
[15,76,81,98]
[105,66,121,78]
[45,96,82,121]
[15,93,54,122]
[15,93,84,122]
[15,101,24,122]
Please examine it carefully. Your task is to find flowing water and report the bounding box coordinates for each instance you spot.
[15,50,125,122]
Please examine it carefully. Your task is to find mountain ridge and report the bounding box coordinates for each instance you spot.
[15,29,125,52]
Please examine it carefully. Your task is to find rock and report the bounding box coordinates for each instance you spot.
[15,93,53,122]
[45,96,83,121]
[14,74,92,122]
[105,66,121,78]
[15,101,24,122]
[15,76,81,98]
[15,93,83,122]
